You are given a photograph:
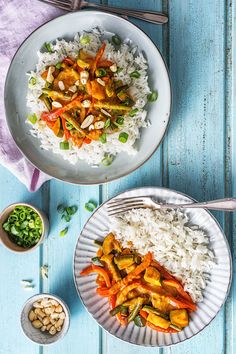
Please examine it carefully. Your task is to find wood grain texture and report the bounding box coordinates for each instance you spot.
[0,0,235,354]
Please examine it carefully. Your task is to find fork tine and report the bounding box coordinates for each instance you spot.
[107,197,145,206]
[108,205,145,217]
[106,200,144,209]
[39,0,71,11]
[107,202,144,212]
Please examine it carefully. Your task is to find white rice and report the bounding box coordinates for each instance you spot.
[111,208,215,303]
[26,27,151,165]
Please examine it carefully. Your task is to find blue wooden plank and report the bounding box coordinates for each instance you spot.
[0,166,43,354]
[166,1,226,353]
[42,180,101,354]
[104,1,164,353]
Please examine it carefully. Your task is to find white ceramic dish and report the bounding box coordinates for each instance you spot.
[4,11,171,185]
[21,293,70,345]
[73,187,232,347]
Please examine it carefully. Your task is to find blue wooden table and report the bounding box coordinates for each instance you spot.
[0,1,235,353]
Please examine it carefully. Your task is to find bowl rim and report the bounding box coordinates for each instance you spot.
[20,292,70,345]
[73,186,232,347]
[4,10,172,186]
[0,202,47,253]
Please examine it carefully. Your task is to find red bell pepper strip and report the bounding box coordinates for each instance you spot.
[80,265,111,288]
[146,321,178,333]
[84,137,91,144]
[162,279,194,303]
[96,287,110,297]
[151,260,177,281]
[97,59,113,67]
[109,295,116,309]
[41,95,84,122]
[140,309,148,320]
[63,57,75,66]
[61,117,70,140]
[168,295,197,311]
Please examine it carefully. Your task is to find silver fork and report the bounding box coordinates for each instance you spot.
[106,196,236,216]
[39,0,168,25]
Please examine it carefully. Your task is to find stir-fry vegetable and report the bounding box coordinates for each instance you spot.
[80,233,196,332]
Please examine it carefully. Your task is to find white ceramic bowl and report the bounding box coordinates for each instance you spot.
[74,187,232,347]
[4,11,171,185]
[0,203,49,253]
[21,293,70,345]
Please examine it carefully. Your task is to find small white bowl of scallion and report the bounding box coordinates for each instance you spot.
[0,203,49,253]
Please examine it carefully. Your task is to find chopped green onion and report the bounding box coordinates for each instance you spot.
[116,67,123,74]
[129,108,138,117]
[119,132,129,143]
[102,153,115,166]
[27,113,37,124]
[65,121,73,130]
[84,200,97,212]
[112,35,121,46]
[80,35,91,45]
[60,141,70,150]
[130,71,140,79]
[122,97,134,106]
[96,68,107,77]
[3,206,42,248]
[99,133,107,144]
[57,204,65,214]
[147,90,158,102]
[62,214,71,222]
[45,81,52,89]
[55,62,61,69]
[44,42,53,53]
[134,315,146,327]
[104,118,111,129]
[29,77,37,87]
[116,116,124,125]
[91,257,104,267]
[60,227,68,237]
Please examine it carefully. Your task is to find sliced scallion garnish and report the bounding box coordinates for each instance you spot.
[60,141,70,150]
[112,35,121,46]
[99,133,107,144]
[44,42,53,53]
[104,118,111,129]
[55,62,61,69]
[84,201,97,212]
[29,77,37,86]
[116,116,124,125]
[27,113,37,124]
[130,71,140,79]
[80,35,91,45]
[60,227,68,237]
[102,153,115,166]
[129,108,138,117]
[147,90,158,102]
[57,204,65,214]
[119,132,129,143]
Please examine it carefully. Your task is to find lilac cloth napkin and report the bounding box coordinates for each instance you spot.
[0,0,64,191]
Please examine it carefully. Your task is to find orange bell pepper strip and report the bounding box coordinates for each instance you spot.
[63,57,75,66]
[51,118,61,136]
[91,42,106,77]
[162,279,194,303]
[84,137,92,144]
[98,59,113,67]
[116,312,127,326]
[109,294,116,309]
[41,95,84,121]
[108,252,152,295]
[80,265,111,288]
[61,117,70,140]
[96,248,103,258]
[151,260,176,281]
[146,321,178,333]
[116,281,141,306]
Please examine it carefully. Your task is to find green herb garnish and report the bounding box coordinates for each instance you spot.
[112,35,121,46]
[60,227,68,237]
[80,35,91,45]
[130,71,140,79]
[60,141,70,150]
[129,108,138,117]
[99,133,107,144]
[119,132,129,143]
[115,116,124,126]
[147,90,158,102]
[84,201,97,212]
[3,205,42,248]
[27,114,37,124]
[44,42,53,53]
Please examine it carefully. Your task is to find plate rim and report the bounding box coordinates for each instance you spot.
[4,10,172,186]
[73,186,232,347]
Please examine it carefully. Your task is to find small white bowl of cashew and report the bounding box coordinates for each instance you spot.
[20,293,70,345]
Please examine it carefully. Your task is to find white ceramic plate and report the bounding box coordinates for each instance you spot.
[73,187,232,347]
[4,11,171,185]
